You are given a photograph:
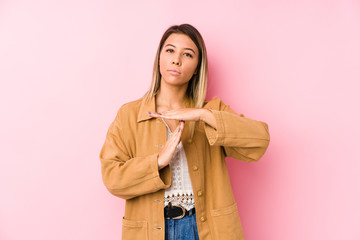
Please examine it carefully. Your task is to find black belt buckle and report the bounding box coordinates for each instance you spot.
[165,205,186,220]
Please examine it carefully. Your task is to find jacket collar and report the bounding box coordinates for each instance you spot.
[137,95,156,123]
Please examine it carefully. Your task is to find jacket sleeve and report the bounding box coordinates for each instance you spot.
[204,99,270,162]
[99,108,171,200]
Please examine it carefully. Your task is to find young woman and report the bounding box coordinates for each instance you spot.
[99,24,270,240]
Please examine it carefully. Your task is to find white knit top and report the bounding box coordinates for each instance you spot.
[162,118,195,211]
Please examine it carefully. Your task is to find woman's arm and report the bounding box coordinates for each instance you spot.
[148,108,217,129]
[100,109,171,200]
[203,99,270,162]
[148,98,270,162]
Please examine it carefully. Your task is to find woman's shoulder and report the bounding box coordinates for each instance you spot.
[203,97,245,116]
[114,96,144,122]
[119,97,143,112]
[203,96,228,110]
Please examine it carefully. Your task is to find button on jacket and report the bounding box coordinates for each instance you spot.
[99,95,270,240]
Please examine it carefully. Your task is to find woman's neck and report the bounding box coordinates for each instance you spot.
[156,82,188,110]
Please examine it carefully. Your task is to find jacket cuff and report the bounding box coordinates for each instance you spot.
[152,153,171,189]
[204,109,225,146]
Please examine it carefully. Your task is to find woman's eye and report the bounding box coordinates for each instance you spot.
[166,49,174,53]
[184,53,193,58]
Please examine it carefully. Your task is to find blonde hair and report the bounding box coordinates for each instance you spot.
[144,24,208,142]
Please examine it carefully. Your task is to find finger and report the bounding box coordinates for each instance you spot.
[173,121,184,135]
[147,112,162,118]
[174,122,182,133]
[147,113,177,120]
[160,110,183,118]
[163,135,178,151]
[170,124,183,142]
[168,127,181,144]
[176,122,185,138]
[165,121,184,147]
[179,120,185,129]
[158,115,180,120]
[172,122,183,135]
[166,136,180,151]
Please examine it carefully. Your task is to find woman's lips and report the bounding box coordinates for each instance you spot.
[168,69,180,75]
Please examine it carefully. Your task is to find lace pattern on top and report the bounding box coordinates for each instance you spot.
[162,118,195,211]
[164,192,194,211]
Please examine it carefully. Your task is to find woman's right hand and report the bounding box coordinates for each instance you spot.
[157,120,185,170]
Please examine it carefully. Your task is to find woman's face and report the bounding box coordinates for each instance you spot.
[159,33,199,87]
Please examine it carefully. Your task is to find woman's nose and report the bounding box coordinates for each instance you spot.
[172,56,181,65]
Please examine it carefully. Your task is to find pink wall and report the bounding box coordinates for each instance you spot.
[1,0,359,239]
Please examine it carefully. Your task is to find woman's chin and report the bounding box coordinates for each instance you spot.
[161,77,190,87]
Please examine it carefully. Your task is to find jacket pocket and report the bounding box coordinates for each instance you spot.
[121,217,148,240]
[210,203,245,240]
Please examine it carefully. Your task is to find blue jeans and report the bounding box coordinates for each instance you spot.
[165,213,200,240]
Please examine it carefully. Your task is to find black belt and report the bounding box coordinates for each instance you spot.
[164,204,196,219]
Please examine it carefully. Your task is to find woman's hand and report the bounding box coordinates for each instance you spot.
[147,108,217,129]
[157,120,185,170]
[147,108,203,121]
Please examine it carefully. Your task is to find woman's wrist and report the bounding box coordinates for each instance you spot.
[200,108,217,129]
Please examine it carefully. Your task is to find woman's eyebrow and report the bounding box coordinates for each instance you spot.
[165,44,196,54]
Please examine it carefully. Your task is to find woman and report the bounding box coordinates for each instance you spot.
[99,23,270,240]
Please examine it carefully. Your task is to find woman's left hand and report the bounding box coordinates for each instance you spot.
[147,108,205,122]
[147,108,217,129]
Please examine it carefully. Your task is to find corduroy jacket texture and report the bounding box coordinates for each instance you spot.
[99,95,270,240]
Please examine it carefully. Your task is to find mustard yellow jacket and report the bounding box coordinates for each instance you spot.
[99,95,270,240]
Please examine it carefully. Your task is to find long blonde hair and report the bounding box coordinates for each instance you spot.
[144,24,208,142]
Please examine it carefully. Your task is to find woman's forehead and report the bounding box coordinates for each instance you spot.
[164,33,198,54]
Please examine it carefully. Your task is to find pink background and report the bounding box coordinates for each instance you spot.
[1,0,359,239]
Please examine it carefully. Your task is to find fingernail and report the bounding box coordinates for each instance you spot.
[147,111,152,114]
[157,112,162,115]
